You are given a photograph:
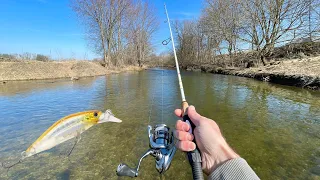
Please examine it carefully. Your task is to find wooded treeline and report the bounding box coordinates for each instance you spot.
[174,0,320,67]
[71,0,158,67]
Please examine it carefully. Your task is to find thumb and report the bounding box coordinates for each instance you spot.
[187,106,203,126]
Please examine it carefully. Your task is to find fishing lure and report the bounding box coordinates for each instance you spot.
[1,109,122,169]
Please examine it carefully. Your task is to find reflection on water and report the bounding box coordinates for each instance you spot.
[0,69,319,179]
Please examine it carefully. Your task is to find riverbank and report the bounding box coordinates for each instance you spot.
[184,56,320,90]
[0,61,143,81]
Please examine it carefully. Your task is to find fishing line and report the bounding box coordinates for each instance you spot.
[148,81,156,125]
[148,38,181,154]
[116,4,186,178]
[132,73,157,149]
[161,22,181,148]
[1,151,27,172]
[128,74,157,158]
[161,51,164,124]
[161,36,174,125]
[1,159,22,172]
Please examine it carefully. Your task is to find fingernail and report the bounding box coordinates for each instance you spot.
[188,142,196,151]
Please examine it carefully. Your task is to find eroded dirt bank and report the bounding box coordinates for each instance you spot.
[184,57,320,90]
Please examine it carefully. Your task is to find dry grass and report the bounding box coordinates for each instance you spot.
[0,61,143,81]
[240,56,320,77]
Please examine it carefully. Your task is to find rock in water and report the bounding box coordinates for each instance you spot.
[71,77,79,81]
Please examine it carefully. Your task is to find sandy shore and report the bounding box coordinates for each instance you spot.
[185,56,320,90]
[0,61,143,81]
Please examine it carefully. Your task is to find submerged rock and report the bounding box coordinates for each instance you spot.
[71,77,79,81]
[310,165,320,176]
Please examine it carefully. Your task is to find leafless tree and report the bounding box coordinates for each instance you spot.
[238,0,309,65]
[174,20,198,66]
[305,0,320,40]
[71,0,158,67]
[172,0,318,68]
[199,16,223,64]
[202,0,242,66]
[125,0,158,67]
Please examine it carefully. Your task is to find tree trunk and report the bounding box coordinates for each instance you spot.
[101,36,108,67]
[260,55,267,66]
[103,51,107,67]
[138,44,142,67]
[228,43,233,67]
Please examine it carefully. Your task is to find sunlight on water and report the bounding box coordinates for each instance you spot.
[0,70,319,179]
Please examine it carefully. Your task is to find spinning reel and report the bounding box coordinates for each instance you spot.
[116,124,176,177]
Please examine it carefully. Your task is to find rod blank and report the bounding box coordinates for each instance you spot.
[164,3,186,102]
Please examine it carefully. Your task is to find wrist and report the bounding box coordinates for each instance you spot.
[208,143,239,175]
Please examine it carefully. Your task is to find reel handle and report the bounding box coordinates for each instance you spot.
[182,102,204,180]
[116,163,138,177]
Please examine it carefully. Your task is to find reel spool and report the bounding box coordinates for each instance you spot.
[116,124,176,177]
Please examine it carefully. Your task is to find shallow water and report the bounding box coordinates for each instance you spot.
[0,69,319,179]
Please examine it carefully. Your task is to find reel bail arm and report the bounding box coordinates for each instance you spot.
[116,124,176,177]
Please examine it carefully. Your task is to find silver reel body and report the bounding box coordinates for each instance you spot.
[116,124,176,177]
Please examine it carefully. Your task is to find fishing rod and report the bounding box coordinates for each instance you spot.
[164,3,204,180]
[116,3,203,179]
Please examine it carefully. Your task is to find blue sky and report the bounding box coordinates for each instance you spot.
[0,0,203,60]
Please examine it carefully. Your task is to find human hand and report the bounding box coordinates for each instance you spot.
[174,106,239,175]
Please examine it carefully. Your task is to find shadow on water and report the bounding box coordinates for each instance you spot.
[0,69,319,179]
[56,169,71,180]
